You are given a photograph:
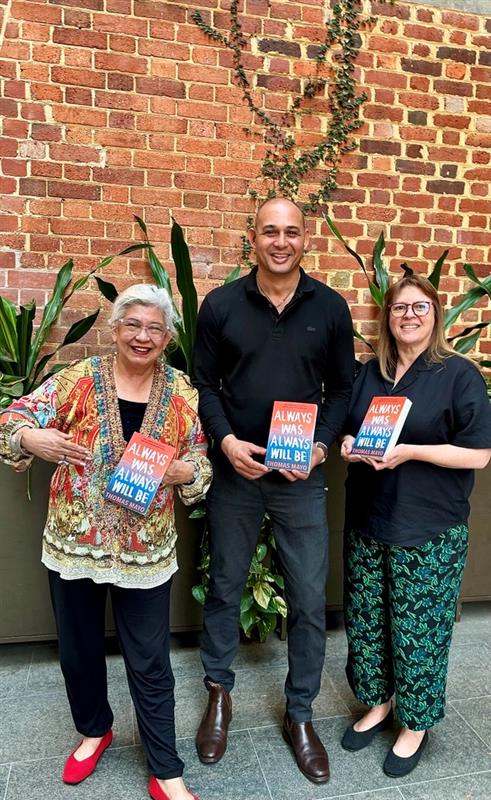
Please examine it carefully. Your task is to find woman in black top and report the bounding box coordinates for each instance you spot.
[339,274,491,778]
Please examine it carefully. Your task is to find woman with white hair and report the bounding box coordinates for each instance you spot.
[0,284,211,800]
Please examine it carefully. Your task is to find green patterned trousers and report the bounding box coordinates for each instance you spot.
[344,525,468,731]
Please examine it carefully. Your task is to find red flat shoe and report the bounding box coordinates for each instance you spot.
[148,775,200,800]
[62,729,113,784]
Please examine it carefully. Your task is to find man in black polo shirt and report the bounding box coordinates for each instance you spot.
[192,197,354,784]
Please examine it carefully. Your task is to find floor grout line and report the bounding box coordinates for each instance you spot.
[1,765,11,800]
[448,701,491,749]
[247,728,275,800]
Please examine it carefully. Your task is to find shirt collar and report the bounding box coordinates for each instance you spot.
[245,266,315,298]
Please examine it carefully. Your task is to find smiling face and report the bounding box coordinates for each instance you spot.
[111,303,171,371]
[388,286,436,355]
[248,198,309,279]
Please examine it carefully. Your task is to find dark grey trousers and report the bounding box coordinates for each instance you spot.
[200,459,329,721]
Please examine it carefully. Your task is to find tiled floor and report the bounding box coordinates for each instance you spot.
[1,603,490,800]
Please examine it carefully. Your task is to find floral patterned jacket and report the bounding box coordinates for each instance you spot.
[0,356,212,588]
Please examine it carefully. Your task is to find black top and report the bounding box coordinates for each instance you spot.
[192,266,355,455]
[118,397,146,442]
[345,354,491,546]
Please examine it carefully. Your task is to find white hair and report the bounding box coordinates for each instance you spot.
[109,284,177,337]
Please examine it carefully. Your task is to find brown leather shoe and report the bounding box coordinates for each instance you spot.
[282,713,330,784]
[196,682,232,764]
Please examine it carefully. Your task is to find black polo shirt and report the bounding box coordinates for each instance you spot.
[345,354,491,546]
[192,267,355,453]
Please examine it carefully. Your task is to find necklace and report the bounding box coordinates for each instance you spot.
[256,278,298,310]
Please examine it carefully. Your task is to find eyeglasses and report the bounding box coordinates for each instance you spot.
[118,320,169,339]
[389,301,432,318]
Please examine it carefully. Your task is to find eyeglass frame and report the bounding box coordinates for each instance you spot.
[116,319,171,339]
[388,301,433,318]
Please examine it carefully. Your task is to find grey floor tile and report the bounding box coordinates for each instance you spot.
[446,643,491,699]
[451,603,491,647]
[450,696,491,746]
[0,643,31,699]
[178,731,271,800]
[6,746,149,800]
[0,688,133,764]
[252,707,491,800]
[399,771,491,800]
[173,666,348,739]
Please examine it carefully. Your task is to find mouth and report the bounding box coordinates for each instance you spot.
[130,345,153,355]
[270,254,291,264]
[400,324,420,330]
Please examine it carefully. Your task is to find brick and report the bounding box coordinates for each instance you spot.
[135,77,185,97]
[360,140,401,156]
[437,47,476,64]
[65,87,93,105]
[408,111,427,125]
[19,178,46,196]
[133,1,185,21]
[258,39,301,57]
[401,59,441,77]
[48,181,101,200]
[51,66,105,89]
[426,180,465,195]
[53,28,107,49]
[395,160,435,175]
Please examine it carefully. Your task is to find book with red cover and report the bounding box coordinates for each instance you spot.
[351,396,412,459]
[104,432,175,515]
[265,401,318,472]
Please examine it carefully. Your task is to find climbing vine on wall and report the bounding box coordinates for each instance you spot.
[191,0,372,220]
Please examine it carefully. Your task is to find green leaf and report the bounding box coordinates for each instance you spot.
[273,574,285,590]
[463,264,491,298]
[256,542,267,562]
[270,595,288,617]
[323,213,366,271]
[444,284,490,330]
[428,250,448,290]
[353,327,377,354]
[256,615,277,642]
[189,505,206,519]
[150,247,174,299]
[191,585,206,605]
[15,302,36,377]
[28,260,73,376]
[0,296,19,363]
[240,607,257,635]
[372,231,389,296]
[240,591,254,613]
[171,218,198,374]
[224,265,241,284]
[134,215,148,235]
[253,581,273,609]
[93,276,118,303]
[447,320,490,342]
[452,330,484,354]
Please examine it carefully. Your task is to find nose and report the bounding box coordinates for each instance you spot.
[402,304,416,318]
[135,325,151,340]
[274,231,287,248]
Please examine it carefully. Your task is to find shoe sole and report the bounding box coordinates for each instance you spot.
[281,728,330,785]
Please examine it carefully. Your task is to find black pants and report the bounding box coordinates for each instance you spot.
[201,459,329,721]
[48,570,184,779]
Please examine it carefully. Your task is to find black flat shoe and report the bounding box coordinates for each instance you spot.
[383,730,428,778]
[341,707,393,752]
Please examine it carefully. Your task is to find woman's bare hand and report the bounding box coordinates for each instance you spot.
[164,459,196,485]
[20,428,92,468]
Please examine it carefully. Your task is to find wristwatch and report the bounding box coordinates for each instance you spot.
[314,441,328,463]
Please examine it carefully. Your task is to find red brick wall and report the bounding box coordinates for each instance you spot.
[0,0,490,360]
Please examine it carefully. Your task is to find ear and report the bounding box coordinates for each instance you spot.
[111,325,117,344]
[303,229,311,252]
[247,227,256,247]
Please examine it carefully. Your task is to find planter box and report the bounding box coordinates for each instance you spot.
[0,454,488,642]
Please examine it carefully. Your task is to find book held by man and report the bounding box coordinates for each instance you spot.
[104,432,175,515]
[265,401,318,473]
[351,396,412,459]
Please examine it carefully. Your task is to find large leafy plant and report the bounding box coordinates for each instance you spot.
[324,213,491,369]
[0,245,143,411]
